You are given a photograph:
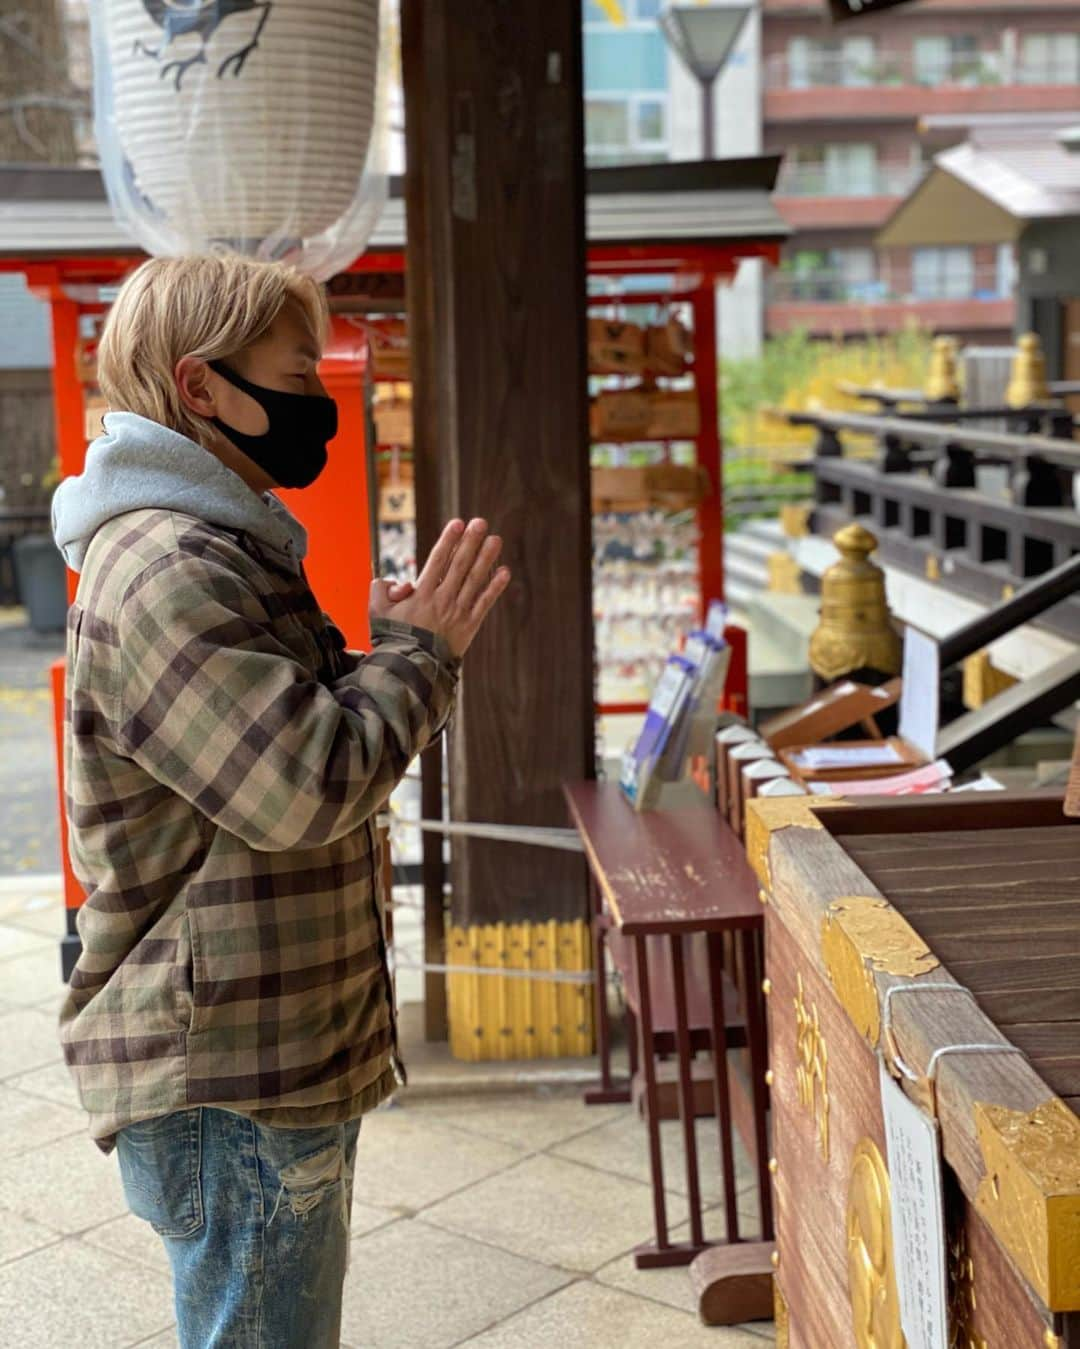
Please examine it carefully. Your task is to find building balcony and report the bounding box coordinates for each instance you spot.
[764,51,1080,123]
[772,164,922,229]
[764,0,1080,11]
[765,270,1015,337]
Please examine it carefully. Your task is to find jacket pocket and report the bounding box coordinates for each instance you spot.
[174,910,195,1034]
[183,904,209,1037]
[116,1108,204,1239]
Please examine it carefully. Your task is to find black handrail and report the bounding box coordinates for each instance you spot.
[834,381,1076,432]
[937,552,1080,670]
[840,379,1080,402]
[778,407,1080,471]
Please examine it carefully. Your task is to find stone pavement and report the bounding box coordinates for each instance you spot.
[0,873,777,1348]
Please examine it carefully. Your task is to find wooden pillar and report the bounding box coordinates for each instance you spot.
[402,0,595,1060]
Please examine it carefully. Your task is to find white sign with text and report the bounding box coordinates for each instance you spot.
[878,1058,948,1349]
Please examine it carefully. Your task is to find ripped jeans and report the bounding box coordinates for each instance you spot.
[115,1107,361,1349]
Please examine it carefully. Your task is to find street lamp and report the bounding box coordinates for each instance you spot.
[659,2,753,160]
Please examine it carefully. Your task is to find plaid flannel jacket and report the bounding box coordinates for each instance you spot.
[60,508,457,1152]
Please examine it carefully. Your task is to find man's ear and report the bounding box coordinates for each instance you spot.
[175,355,218,420]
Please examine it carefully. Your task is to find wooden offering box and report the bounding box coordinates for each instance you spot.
[747,792,1080,1348]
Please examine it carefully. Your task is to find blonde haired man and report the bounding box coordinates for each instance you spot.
[51,253,509,1348]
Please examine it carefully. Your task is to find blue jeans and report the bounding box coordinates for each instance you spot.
[116,1107,361,1349]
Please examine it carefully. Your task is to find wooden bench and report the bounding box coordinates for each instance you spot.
[563,779,773,1295]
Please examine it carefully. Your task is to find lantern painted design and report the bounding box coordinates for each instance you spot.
[90,0,389,278]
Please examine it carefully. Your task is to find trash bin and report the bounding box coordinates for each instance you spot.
[13,533,68,633]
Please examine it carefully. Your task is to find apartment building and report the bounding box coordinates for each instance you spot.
[763,0,1080,342]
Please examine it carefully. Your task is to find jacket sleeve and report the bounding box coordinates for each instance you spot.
[114,551,458,852]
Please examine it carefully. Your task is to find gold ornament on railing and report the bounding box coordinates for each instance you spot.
[1006,333,1049,409]
[809,524,902,682]
[924,335,960,403]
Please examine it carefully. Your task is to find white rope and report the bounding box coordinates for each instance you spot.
[881,982,1025,1085]
[393,817,585,853]
[389,950,598,986]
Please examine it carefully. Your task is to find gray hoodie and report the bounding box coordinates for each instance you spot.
[51,411,308,575]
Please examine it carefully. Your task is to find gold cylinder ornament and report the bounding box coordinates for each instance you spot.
[1006,332,1049,409]
[924,335,960,403]
[809,525,902,682]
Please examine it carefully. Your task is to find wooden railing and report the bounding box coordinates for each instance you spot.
[773,404,1080,642]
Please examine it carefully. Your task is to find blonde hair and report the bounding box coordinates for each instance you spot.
[97,254,329,443]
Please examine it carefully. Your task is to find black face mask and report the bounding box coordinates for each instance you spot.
[208,359,337,490]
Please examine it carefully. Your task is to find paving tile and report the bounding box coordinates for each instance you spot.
[7,1061,81,1112]
[350,1198,400,1239]
[80,1212,171,1277]
[129,1331,179,1349]
[0,1132,128,1236]
[341,1217,570,1349]
[0,1206,62,1268]
[0,877,63,924]
[551,1109,757,1206]
[0,924,53,963]
[4,898,66,939]
[402,1088,625,1154]
[351,1103,524,1213]
[0,1083,85,1157]
[462,1279,775,1347]
[594,1203,771,1319]
[0,1008,63,1082]
[424,1152,687,1274]
[0,1239,173,1349]
[0,946,66,1008]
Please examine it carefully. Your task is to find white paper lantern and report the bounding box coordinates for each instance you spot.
[90,0,389,279]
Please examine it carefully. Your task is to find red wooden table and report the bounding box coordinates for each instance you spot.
[563,781,774,1296]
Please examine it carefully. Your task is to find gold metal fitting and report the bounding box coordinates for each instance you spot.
[1006,332,1049,409]
[765,1069,775,1087]
[762,978,773,997]
[770,1250,780,1269]
[809,524,901,682]
[758,888,769,906]
[924,335,960,403]
[768,1157,779,1175]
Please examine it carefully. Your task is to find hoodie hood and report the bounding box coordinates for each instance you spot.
[51,411,308,574]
